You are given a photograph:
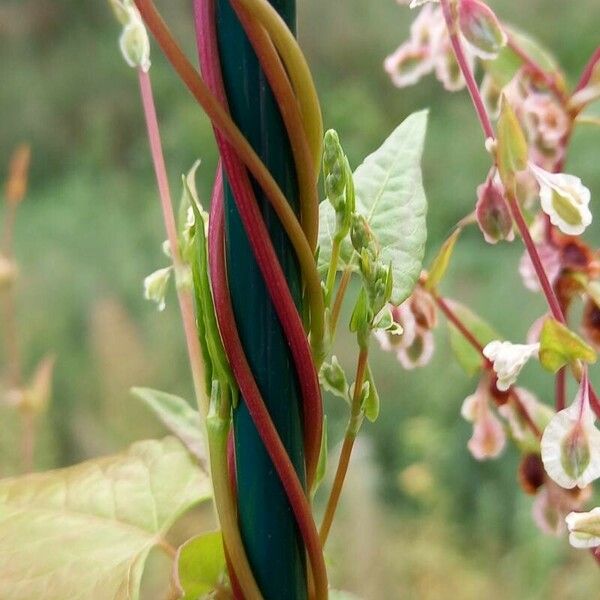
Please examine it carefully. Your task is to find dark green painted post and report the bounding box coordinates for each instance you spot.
[215,1,308,598]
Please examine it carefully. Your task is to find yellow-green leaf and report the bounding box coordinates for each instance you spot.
[174,531,226,600]
[0,437,211,600]
[424,227,462,291]
[539,318,597,373]
[497,95,528,186]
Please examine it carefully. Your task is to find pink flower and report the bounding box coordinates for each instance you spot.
[461,377,506,460]
[519,243,561,293]
[532,481,592,536]
[385,4,474,92]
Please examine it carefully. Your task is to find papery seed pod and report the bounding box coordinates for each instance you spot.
[583,297,600,348]
[475,174,514,244]
[458,0,507,60]
[519,453,545,495]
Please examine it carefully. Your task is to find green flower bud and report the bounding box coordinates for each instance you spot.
[319,356,349,401]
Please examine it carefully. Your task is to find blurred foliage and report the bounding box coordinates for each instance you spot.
[1,0,600,597]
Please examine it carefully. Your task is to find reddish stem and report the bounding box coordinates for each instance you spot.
[575,46,600,92]
[138,69,208,415]
[506,192,566,324]
[434,294,487,358]
[194,0,322,488]
[208,180,328,599]
[555,367,566,412]
[440,0,495,141]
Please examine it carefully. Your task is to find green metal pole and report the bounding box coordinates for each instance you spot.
[214,1,308,598]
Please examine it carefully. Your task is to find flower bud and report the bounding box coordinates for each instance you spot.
[143,266,172,311]
[319,356,349,400]
[322,129,342,178]
[458,0,507,59]
[475,174,514,244]
[110,1,151,72]
[350,214,378,257]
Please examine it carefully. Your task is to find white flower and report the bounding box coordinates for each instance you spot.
[396,0,439,7]
[529,163,592,236]
[566,508,600,548]
[541,373,600,489]
[461,378,506,460]
[483,340,540,392]
[143,266,172,311]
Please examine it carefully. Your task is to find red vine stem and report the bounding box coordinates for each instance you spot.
[575,45,600,93]
[208,176,328,599]
[133,0,326,357]
[194,0,322,489]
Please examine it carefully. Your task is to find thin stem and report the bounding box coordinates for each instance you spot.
[556,366,566,412]
[319,346,368,545]
[505,190,565,324]
[138,69,208,417]
[433,294,486,357]
[324,238,341,307]
[575,46,600,93]
[330,266,352,339]
[440,0,495,141]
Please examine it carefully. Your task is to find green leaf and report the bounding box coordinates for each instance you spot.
[131,387,205,462]
[539,318,597,373]
[184,163,235,399]
[174,531,225,600]
[447,302,500,375]
[329,591,362,600]
[482,27,561,87]
[314,416,328,493]
[318,111,428,305]
[319,356,349,401]
[363,363,380,423]
[424,227,462,291]
[0,437,211,600]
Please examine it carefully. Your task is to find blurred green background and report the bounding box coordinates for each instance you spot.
[1,0,599,598]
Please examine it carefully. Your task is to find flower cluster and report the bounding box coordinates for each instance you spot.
[384,0,600,557]
[374,285,437,369]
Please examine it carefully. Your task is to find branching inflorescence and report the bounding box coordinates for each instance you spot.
[385,0,600,558]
